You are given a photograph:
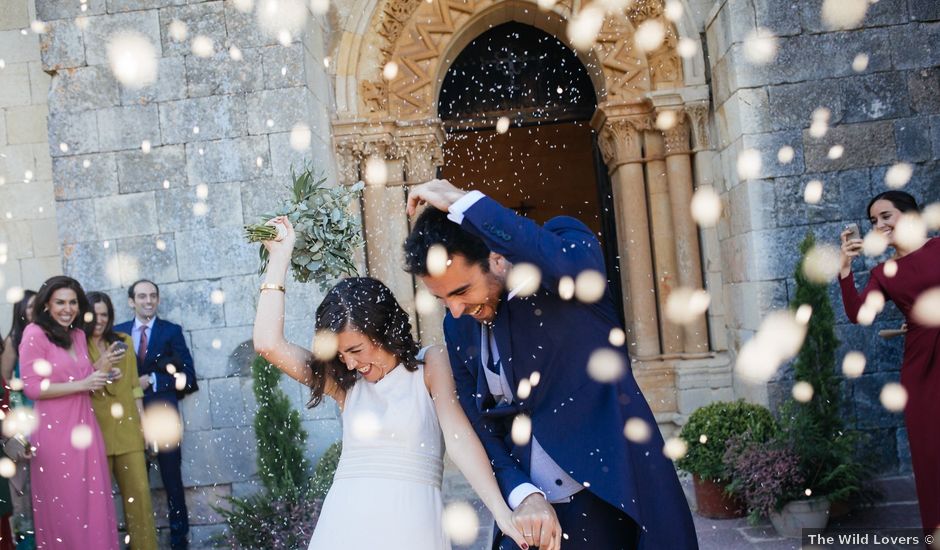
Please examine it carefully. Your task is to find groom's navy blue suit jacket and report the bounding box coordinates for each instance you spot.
[443,196,698,549]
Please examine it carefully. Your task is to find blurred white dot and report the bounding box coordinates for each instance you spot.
[852,53,869,72]
[883,259,898,278]
[792,381,814,402]
[256,156,264,168]
[574,270,606,303]
[414,288,438,315]
[442,502,479,545]
[265,118,274,128]
[537,0,556,9]
[507,263,541,297]
[229,45,243,61]
[350,411,381,440]
[310,0,329,15]
[193,126,200,134]
[879,382,907,412]
[743,27,778,64]
[111,403,125,419]
[511,414,532,445]
[6,287,25,304]
[210,289,225,304]
[156,238,167,251]
[162,180,170,189]
[516,378,532,400]
[677,37,698,59]
[191,35,214,57]
[495,116,510,134]
[363,156,387,186]
[141,140,151,154]
[663,437,688,460]
[664,287,711,325]
[664,0,684,21]
[83,159,91,168]
[0,458,15,478]
[923,202,940,230]
[192,202,208,216]
[635,19,666,53]
[827,145,844,159]
[655,110,678,131]
[195,183,209,199]
[33,359,52,377]
[777,146,795,164]
[804,180,823,204]
[586,348,625,383]
[803,244,841,283]
[810,107,830,138]
[558,276,575,300]
[323,56,330,68]
[530,371,541,386]
[30,20,48,34]
[691,186,722,227]
[608,327,626,347]
[426,244,449,277]
[107,31,158,90]
[174,373,187,391]
[233,0,253,12]
[312,330,338,361]
[290,123,312,151]
[821,0,869,30]
[862,230,889,257]
[912,287,940,327]
[141,405,183,448]
[795,304,813,324]
[842,351,866,378]
[698,434,708,444]
[894,213,927,252]
[736,148,762,180]
[624,417,651,443]
[71,424,93,449]
[211,338,222,349]
[382,61,399,80]
[168,19,187,42]
[567,5,604,51]
[59,143,69,153]
[885,163,913,189]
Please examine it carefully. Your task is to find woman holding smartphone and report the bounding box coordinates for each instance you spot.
[839,190,940,535]
[85,292,158,550]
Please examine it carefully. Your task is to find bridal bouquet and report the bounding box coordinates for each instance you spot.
[244,166,365,290]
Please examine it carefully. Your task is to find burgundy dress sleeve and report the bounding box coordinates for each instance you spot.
[839,269,887,324]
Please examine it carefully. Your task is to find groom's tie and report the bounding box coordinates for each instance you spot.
[485,326,501,375]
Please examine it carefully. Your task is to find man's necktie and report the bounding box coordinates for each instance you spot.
[138,324,149,366]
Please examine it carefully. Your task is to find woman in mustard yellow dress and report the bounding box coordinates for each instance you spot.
[86,292,158,550]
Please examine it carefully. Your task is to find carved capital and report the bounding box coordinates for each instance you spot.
[684,102,710,150]
[598,117,643,166]
[662,113,691,156]
[334,139,365,185]
[397,137,444,183]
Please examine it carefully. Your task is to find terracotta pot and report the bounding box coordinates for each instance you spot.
[769,498,831,538]
[693,475,746,519]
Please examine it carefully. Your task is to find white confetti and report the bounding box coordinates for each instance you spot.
[567,5,604,51]
[736,148,762,180]
[885,163,913,189]
[191,35,214,57]
[842,351,866,378]
[802,244,842,283]
[624,417,651,443]
[664,287,711,325]
[634,19,666,53]
[364,156,387,186]
[821,0,869,30]
[879,382,907,412]
[743,27,778,64]
[852,53,869,72]
[574,270,606,303]
[107,32,158,90]
[803,180,823,204]
[382,61,399,80]
[71,424,93,449]
[911,287,940,327]
[495,116,510,134]
[777,146,795,164]
[426,244,449,277]
[168,19,188,42]
[586,348,624,383]
[442,502,479,545]
[691,186,722,227]
[511,414,532,445]
[792,381,814,402]
[663,437,688,460]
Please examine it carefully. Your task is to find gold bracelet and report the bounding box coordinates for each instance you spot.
[260,283,286,293]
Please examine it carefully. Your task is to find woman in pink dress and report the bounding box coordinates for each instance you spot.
[839,190,940,535]
[17,276,120,549]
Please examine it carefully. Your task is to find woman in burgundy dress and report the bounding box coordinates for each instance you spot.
[839,190,939,534]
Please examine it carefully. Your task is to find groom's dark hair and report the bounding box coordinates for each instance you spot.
[403,207,491,275]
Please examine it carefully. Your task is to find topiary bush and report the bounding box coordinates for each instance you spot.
[310,441,342,500]
[677,400,776,483]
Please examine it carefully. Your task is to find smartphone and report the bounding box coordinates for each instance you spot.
[112,341,128,354]
[845,223,861,241]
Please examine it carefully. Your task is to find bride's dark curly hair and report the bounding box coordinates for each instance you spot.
[307,277,421,408]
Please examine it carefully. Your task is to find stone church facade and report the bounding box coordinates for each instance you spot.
[1,0,938,544]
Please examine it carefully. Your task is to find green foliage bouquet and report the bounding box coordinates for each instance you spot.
[245,166,365,290]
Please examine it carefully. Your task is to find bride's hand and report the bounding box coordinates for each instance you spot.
[262,216,296,261]
[494,509,530,549]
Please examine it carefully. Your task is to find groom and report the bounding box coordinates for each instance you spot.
[403,180,698,550]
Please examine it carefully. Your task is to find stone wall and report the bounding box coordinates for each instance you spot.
[0,0,60,334]
[31,0,341,543]
[707,0,940,474]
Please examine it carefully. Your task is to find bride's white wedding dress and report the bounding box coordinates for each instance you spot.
[308,362,452,549]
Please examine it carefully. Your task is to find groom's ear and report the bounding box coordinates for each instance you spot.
[489,252,509,276]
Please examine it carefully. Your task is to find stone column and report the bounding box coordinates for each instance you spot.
[663,110,709,355]
[593,104,661,359]
[397,126,446,345]
[644,130,683,356]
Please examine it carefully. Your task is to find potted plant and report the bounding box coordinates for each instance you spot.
[677,400,776,518]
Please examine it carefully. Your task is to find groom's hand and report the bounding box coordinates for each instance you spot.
[512,493,562,550]
[406,179,467,216]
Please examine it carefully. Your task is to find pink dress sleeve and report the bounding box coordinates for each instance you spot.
[839,269,888,324]
[18,324,49,401]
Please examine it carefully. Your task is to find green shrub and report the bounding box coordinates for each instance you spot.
[311,441,342,500]
[216,491,321,549]
[677,400,776,482]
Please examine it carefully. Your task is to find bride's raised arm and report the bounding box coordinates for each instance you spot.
[423,346,533,550]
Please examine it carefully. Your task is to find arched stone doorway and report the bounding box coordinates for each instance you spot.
[331,0,729,429]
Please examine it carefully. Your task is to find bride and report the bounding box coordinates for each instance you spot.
[252,217,529,550]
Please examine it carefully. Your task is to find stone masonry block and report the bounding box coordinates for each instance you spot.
[96,105,161,152]
[223,0,279,48]
[47,110,99,157]
[850,373,906,429]
[0,29,40,64]
[239,177,292,224]
[754,0,801,37]
[159,95,247,144]
[159,2,226,58]
[158,279,225,331]
[181,427,256,485]
[0,0,29,31]
[0,111,6,147]
[36,0,106,21]
[0,63,32,108]
[48,66,121,113]
[245,87,310,135]
[185,48,264,98]
[803,120,896,172]
[94,191,159,240]
[39,19,85,70]
[107,0,179,13]
[52,152,118,200]
[28,217,61,258]
[185,136,270,184]
[872,160,940,204]
[932,115,940,160]
[740,130,805,179]
[116,145,186,193]
[716,87,770,146]
[178,390,211,432]
[767,79,843,132]
[219,275,257,327]
[894,117,932,163]
[55,198,97,244]
[62,240,119,291]
[841,72,911,124]
[113,232,179,285]
[908,67,940,114]
[262,44,306,89]
[910,0,940,21]
[190,325,253,380]
[890,22,940,70]
[4,104,49,145]
[28,62,51,104]
[773,169,871,228]
[154,181,244,232]
[728,178,776,236]
[208,377,251,428]
[121,56,187,105]
[799,0,908,33]
[174,226,256,280]
[268,131,310,177]
[82,11,162,66]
